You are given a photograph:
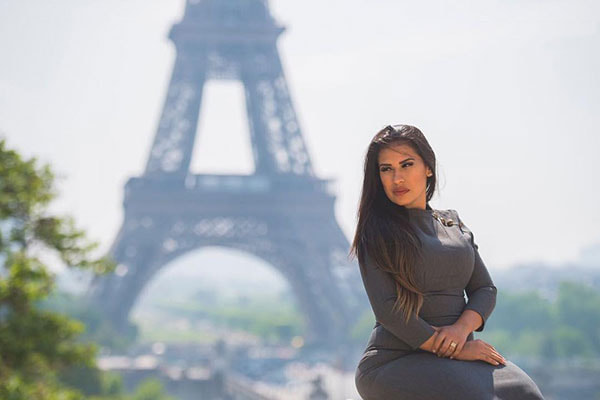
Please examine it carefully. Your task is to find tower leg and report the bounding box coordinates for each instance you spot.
[144,53,207,177]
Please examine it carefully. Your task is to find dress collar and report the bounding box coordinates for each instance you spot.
[404,203,434,214]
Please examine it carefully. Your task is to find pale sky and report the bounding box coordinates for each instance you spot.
[1,0,599,277]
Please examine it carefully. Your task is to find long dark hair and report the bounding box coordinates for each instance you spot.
[349,124,438,324]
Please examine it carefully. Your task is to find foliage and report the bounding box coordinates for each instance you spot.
[39,290,137,352]
[0,138,170,399]
[467,281,600,359]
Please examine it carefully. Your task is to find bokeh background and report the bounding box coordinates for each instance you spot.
[1,1,599,399]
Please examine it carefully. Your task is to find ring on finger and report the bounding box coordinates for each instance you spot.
[446,342,458,357]
[442,342,457,357]
[448,342,457,353]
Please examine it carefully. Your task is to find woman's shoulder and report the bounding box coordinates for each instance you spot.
[432,208,463,226]
[432,208,458,218]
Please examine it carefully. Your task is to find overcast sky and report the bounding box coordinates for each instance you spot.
[1,0,599,282]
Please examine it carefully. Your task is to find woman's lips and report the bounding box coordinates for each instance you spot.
[393,189,409,196]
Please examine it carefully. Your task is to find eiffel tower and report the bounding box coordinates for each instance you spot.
[88,0,366,347]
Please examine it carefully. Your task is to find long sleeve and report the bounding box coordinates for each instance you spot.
[358,251,436,350]
[456,212,498,332]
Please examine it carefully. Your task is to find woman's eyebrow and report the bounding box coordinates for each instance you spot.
[378,157,415,166]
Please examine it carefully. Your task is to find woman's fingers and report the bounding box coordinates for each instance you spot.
[486,345,506,363]
[491,350,507,364]
[450,341,466,358]
[450,341,465,359]
[438,338,453,357]
[434,337,446,356]
[482,350,506,365]
[432,333,446,354]
[479,340,506,364]
[437,338,462,358]
[442,340,459,358]
[484,355,500,365]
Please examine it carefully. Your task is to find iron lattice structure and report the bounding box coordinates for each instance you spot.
[88,0,367,347]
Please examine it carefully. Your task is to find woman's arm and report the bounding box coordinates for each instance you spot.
[454,309,484,335]
[358,251,436,351]
[455,211,498,332]
[419,328,440,352]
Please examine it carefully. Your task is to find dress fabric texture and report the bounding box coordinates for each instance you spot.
[354,205,545,400]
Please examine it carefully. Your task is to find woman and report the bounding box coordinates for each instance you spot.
[350,125,544,399]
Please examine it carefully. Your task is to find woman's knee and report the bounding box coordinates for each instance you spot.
[355,368,377,400]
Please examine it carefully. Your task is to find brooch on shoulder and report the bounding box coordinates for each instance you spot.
[432,212,455,227]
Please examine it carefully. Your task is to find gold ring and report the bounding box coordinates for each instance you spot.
[450,342,457,348]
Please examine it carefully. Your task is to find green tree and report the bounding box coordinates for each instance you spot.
[481,282,600,359]
[487,289,554,334]
[0,138,170,399]
[554,281,600,352]
[129,379,174,400]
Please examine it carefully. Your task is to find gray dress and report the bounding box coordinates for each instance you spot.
[354,205,545,400]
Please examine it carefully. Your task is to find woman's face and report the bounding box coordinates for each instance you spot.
[377,143,432,210]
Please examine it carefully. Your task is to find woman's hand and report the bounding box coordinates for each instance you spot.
[451,339,507,366]
[430,325,469,359]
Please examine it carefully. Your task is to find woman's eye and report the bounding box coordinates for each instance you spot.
[380,163,412,172]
